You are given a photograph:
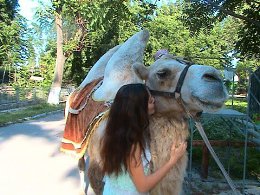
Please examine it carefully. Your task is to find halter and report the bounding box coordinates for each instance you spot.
[149,58,193,106]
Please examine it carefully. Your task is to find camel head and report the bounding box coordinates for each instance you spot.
[134,54,229,117]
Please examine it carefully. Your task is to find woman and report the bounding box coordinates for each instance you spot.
[100,83,187,195]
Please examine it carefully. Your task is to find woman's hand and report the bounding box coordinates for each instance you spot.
[169,141,187,166]
[129,142,187,193]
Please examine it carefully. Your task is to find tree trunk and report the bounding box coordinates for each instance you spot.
[47,12,66,104]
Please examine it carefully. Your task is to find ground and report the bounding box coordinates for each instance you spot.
[0,112,81,195]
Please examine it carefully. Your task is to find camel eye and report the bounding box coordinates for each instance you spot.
[157,69,170,79]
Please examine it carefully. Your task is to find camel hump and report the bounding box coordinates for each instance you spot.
[92,29,150,101]
[79,45,121,89]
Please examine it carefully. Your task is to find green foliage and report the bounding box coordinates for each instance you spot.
[37,41,56,88]
[62,0,140,85]
[11,39,55,89]
[193,117,244,141]
[0,0,35,87]
[129,0,158,27]
[144,4,237,69]
[34,0,138,86]
[235,2,260,59]
[252,113,260,125]
[65,51,85,85]
[11,65,34,88]
[38,0,253,86]
[144,5,191,64]
[0,0,19,22]
[232,59,259,95]
[247,148,260,180]
[182,0,260,59]
[0,14,34,66]
[4,0,259,91]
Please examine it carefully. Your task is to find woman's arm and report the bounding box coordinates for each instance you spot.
[128,142,187,193]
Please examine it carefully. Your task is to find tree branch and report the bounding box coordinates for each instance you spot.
[64,14,87,57]
[206,0,260,27]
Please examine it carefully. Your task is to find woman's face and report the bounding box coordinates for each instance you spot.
[148,92,155,115]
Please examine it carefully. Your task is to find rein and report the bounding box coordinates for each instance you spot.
[148,58,240,194]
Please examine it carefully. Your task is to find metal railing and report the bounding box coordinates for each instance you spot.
[0,87,49,105]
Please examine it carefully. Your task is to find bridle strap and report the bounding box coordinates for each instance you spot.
[174,64,191,97]
[149,90,176,98]
[149,64,192,99]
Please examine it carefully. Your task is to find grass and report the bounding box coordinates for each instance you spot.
[224,98,248,113]
[225,99,260,124]
[0,103,64,125]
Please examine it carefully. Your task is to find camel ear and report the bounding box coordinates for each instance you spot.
[133,62,149,81]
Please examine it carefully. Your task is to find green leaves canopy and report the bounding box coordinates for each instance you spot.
[0,0,34,68]
[182,0,260,59]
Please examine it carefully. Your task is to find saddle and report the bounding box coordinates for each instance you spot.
[60,77,110,159]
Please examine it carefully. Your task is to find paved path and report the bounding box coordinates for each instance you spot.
[0,112,82,195]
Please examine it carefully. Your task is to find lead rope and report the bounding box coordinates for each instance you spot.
[177,98,241,195]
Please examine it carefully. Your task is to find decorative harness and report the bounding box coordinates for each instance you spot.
[149,57,195,117]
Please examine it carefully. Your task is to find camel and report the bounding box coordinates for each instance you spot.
[64,29,228,195]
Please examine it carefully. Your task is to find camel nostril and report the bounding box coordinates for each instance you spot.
[202,73,220,82]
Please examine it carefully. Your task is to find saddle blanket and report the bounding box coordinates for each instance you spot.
[60,77,109,159]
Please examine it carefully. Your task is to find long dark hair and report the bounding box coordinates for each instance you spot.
[100,83,150,176]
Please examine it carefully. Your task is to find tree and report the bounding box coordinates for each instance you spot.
[182,0,260,59]
[46,0,91,104]
[144,4,238,69]
[47,0,66,104]
[45,0,141,103]
[0,0,18,23]
[68,0,159,85]
[40,0,251,104]
[0,0,34,84]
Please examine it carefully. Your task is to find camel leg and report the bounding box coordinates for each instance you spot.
[87,160,104,195]
[85,156,96,195]
[78,156,87,194]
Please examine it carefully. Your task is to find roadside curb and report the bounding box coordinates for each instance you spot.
[0,109,64,127]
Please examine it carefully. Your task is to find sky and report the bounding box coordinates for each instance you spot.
[19,0,176,21]
[18,0,40,21]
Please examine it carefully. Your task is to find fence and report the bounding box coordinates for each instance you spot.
[0,86,48,110]
[0,86,71,111]
[186,67,260,194]
[248,67,260,118]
